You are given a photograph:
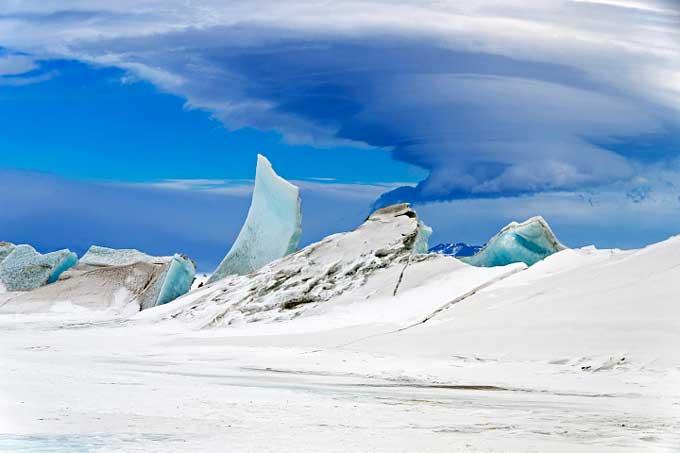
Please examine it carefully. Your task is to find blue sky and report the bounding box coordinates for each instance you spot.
[0,1,679,271]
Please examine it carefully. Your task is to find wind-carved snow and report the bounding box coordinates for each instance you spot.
[144,204,442,328]
[461,216,566,267]
[0,244,78,292]
[208,154,302,283]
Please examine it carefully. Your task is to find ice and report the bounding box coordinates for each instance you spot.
[80,245,196,309]
[0,242,16,264]
[142,203,477,327]
[145,254,196,309]
[413,222,432,254]
[208,154,302,283]
[0,249,196,315]
[80,245,171,266]
[461,216,565,267]
[2,208,680,451]
[0,244,78,291]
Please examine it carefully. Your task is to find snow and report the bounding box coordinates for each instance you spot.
[142,203,440,328]
[0,244,78,292]
[0,208,678,451]
[74,246,196,310]
[462,216,566,267]
[208,154,302,283]
[80,245,172,266]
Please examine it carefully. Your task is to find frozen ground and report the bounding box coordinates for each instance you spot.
[1,236,679,451]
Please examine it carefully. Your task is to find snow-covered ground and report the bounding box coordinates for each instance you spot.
[1,226,679,451]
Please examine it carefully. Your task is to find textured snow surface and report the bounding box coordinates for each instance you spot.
[0,244,78,292]
[208,154,302,283]
[462,216,566,267]
[80,245,173,267]
[0,211,679,451]
[144,203,444,328]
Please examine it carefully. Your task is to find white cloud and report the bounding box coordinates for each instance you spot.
[0,0,678,199]
[0,54,37,75]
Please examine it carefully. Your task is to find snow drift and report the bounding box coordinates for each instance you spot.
[144,203,449,327]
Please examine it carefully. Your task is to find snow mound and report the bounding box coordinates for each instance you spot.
[0,244,78,292]
[142,203,439,327]
[461,216,565,267]
[208,154,302,283]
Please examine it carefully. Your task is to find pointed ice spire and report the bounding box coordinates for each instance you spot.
[208,154,302,283]
[461,216,566,267]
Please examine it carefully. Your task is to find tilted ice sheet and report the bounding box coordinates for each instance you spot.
[208,154,302,283]
[461,216,565,267]
[143,254,196,309]
[0,244,78,292]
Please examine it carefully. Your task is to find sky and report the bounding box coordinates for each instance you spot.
[0,0,679,271]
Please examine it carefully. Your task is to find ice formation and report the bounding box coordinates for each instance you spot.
[80,245,171,266]
[0,244,78,291]
[77,245,196,309]
[144,254,196,309]
[208,154,302,283]
[146,203,449,327]
[461,216,566,267]
[0,247,196,314]
[413,223,433,254]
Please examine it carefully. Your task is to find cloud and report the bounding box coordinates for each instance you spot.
[0,0,678,202]
[418,161,680,250]
[0,54,37,75]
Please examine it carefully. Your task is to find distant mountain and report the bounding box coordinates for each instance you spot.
[429,242,482,257]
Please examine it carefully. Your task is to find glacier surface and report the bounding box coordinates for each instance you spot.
[0,244,78,292]
[461,216,565,267]
[208,154,302,283]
